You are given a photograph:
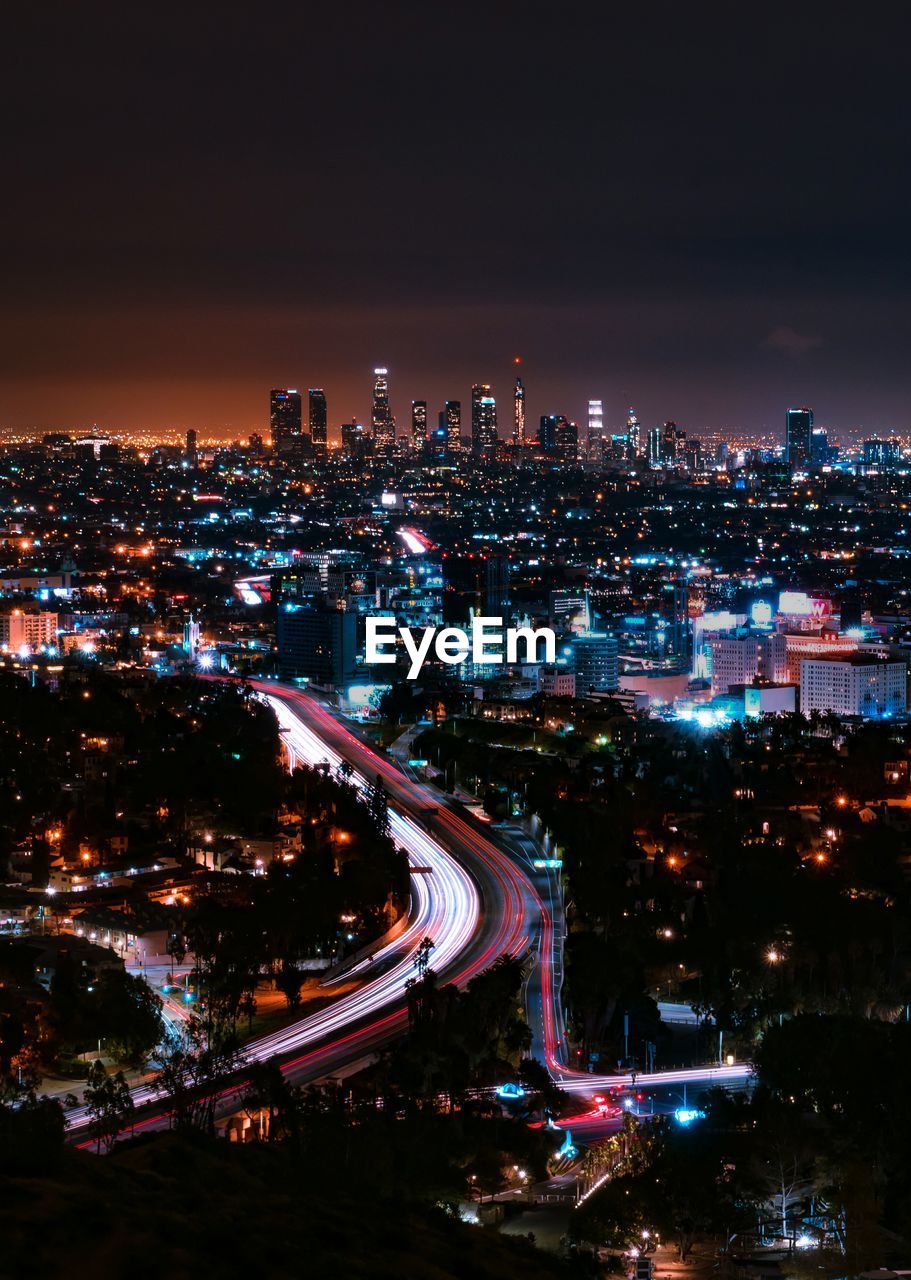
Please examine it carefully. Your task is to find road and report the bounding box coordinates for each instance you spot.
[66,680,750,1142]
[263,686,751,1104]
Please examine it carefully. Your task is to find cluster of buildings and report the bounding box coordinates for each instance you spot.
[1,380,911,734]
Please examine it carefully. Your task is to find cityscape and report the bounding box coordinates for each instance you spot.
[3,6,911,1280]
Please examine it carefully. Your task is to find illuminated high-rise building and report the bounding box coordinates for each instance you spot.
[341,420,368,458]
[185,429,198,467]
[626,407,641,459]
[810,426,829,467]
[411,400,427,447]
[587,400,604,461]
[786,406,813,468]
[513,370,526,445]
[539,414,558,452]
[555,415,579,460]
[471,384,498,455]
[270,388,303,454]
[309,388,327,450]
[661,421,679,465]
[443,400,461,455]
[372,367,395,452]
[647,425,662,468]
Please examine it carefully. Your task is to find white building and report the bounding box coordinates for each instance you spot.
[799,656,907,719]
[709,633,788,695]
[0,609,59,652]
[744,684,797,718]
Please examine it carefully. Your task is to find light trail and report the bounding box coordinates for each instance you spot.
[66,690,483,1134]
[269,689,753,1100]
[66,679,750,1144]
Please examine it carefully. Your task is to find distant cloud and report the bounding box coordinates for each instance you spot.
[762,326,823,357]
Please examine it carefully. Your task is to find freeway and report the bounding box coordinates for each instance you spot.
[65,681,533,1137]
[66,679,750,1141]
[256,685,752,1102]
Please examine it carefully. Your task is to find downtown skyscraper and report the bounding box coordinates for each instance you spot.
[372,367,395,452]
[786,406,813,469]
[626,407,641,459]
[587,399,604,461]
[309,388,327,450]
[443,400,461,456]
[471,383,498,456]
[411,399,427,447]
[270,388,302,454]
[513,370,526,445]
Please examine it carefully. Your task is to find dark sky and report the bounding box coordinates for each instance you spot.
[2,4,911,440]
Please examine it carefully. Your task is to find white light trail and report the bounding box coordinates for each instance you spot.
[66,694,479,1132]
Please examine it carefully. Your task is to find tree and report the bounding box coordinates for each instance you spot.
[84,1059,135,1153]
[90,970,165,1068]
[154,1016,240,1134]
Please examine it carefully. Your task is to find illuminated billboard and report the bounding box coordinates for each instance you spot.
[778,591,831,619]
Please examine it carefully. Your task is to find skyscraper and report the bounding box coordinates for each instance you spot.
[484,553,511,621]
[309,388,327,450]
[513,370,526,446]
[786,407,813,468]
[661,421,679,465]
[810,426,829,467]
[647,425,662,468]
[185,429,198,467]
[539,414,558,452]
[626,408,641,459]
[471,384,498,455]
[270,389,302,454]
[411,400,427,447]
[372,367,395,452]
[341,420,368,458]
[443,400,461,456]
[555,415,578,459]
[587,400,604,461]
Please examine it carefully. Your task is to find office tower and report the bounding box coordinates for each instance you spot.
[411,399,427,447]
[309,388,327,450]
[513,372,526,445]
[786,406,813,468]
[571,633,619,692]
[555,415,578,459]
[863,437,900,470]
[372,367,395,452]
[270,388,302,454]
[539,414,558,452]
[710,633,788,695]
[484,553,511,620]
[341,420,368,458]
[471,384,498,455]
[671,583,690,662]
[684,438,702,471]
[587,400,604,462]
[808,427,828,467]
[277,603,359,686]
[626,408,641,459]
[443,400,462,455]
[249,432,264,456]
[647,425,662,468]
[661,421,678,465]
[185,429,198,467]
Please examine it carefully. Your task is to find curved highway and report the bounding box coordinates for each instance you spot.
[67,678,750,1141]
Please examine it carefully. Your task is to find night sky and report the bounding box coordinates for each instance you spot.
[3,5,911,440]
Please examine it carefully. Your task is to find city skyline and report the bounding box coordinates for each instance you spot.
[3,9,911,437]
